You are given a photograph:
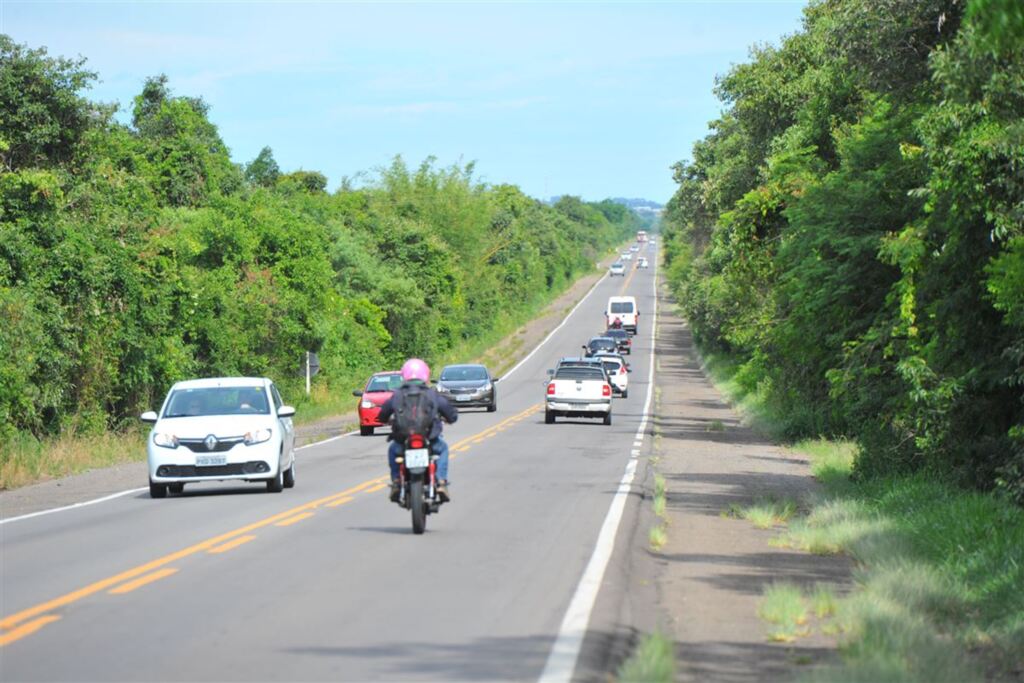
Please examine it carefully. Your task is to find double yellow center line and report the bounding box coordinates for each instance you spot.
[0,401,544,647]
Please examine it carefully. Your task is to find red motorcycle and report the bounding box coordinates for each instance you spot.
[394,432,442,534]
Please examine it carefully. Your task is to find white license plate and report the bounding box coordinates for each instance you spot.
[404,448,430,468]
[196,454,227,467]
[456,394,472,402]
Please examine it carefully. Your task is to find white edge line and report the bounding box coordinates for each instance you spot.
[0,487,148,526]
[538,255,658,683]
[501,271,608,381]
[296,429,360,451]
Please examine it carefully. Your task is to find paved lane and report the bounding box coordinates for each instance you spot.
[1,247,658,681]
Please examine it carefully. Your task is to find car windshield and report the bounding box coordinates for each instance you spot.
[606,330,628,339]
[590,338,616,349]
[612,262,623,268]
[555,367,605,381]
[367,374,403,392]
[441,366,488,381]
[601,361,621,373]
[610,302,634,314]
[164,387,270,417]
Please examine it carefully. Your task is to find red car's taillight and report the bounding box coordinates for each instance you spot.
[602,384,611,397]
[547,383,556,395]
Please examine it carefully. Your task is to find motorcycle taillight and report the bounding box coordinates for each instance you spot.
[409,434,426,449]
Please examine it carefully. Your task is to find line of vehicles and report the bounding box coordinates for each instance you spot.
[139,238,653,498]
[544,238,651,426]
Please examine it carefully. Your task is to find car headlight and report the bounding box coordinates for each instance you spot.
[482,382,492,392]
[437,385,450,392]
[360,400,375,409]
[152,432,179,449]
[244,428,273,445]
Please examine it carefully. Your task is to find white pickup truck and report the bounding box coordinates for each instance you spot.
[545,365,612,425]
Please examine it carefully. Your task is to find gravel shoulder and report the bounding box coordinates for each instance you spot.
[0,259,615,520]
[646,286,851,681]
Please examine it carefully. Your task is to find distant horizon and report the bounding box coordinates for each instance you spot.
[3,1,808,203]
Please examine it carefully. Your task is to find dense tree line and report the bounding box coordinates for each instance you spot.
[662,0,1024,499]
[0,36,643,444]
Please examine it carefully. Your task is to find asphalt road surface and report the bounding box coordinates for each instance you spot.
[1,247,658,682]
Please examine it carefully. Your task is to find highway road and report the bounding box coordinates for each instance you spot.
[1,245,659,682]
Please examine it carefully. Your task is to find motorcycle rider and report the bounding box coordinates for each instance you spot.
[610,316,623,330]
[378,358,458,503]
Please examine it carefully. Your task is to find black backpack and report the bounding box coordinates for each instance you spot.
[392,384,437,441]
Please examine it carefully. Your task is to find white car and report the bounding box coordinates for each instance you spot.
[609,262,625,276]
[545,365,612,425]
[141,377,297,498]
[638,257,649,269]
[621,252,632,261]
[594,353,629,398]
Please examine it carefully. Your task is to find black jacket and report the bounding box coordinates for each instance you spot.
[378,381,458,441]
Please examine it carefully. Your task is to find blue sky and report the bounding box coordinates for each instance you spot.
[3,1,807,203]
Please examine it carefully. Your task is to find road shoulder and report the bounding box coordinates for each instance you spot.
[642,286,850,681]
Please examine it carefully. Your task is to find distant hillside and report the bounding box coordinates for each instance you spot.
[609,197,664,211]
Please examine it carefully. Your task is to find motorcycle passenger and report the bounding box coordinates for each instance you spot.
[610,316,623,330]
[378,358,458,503]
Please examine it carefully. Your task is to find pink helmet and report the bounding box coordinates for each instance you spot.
[401,358,430,383]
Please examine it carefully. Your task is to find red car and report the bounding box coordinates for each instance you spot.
[352,371,403,436]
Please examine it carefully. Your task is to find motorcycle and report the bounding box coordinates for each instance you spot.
[394,431,442,534]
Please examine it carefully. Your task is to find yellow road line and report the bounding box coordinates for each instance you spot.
[326,496,354,508]
[364,483,388,494]
[274,512,315,527]
[108,568,178,595]
[0,400,545,643]
[0,615,60,647]
[207,535,257,554]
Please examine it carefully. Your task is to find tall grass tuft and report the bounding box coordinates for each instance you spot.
[618,631,676,683]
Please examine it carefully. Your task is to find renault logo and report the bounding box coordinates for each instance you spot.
[204,434,218,451]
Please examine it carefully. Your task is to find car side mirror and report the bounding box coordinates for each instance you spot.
[492,377,500,383]
[352,390,363,397]
[278,405,296,418]
[140,411,158,423]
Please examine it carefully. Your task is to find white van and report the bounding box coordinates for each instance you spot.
[606,295,639,334]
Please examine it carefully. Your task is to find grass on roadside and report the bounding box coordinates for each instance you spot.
[759,583,811,642]
[1,428,148,490]
[617,631,676,683]
[695,340,1024,681]
[724,495,799,529]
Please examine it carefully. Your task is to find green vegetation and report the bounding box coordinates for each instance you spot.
[705,354,1024,678]
[758,583,811,642]
[662,0,1024,501]
[0,36,648,488]
[617,631,676,683]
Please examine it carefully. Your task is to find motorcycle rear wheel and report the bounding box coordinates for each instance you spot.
[409,476,427,534]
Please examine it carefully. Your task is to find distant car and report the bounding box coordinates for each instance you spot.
[353,371,403,435]
[584,336,619,357]
[630,245,640,252]
[141,377,296,498]
[547,356,609,379]
[637,257,649,269]
[609,262,625,277]
[621,252,633,261]
[435,364,498,412]
[604,328,632,354]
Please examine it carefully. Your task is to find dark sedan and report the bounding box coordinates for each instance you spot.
[583,336,618,357]
[435,364,499,412]
[604,328,632,354]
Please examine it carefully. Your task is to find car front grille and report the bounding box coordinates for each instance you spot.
[178,437,244,453]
